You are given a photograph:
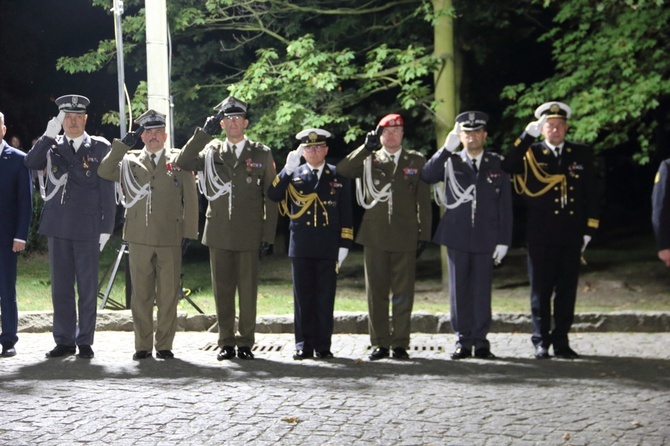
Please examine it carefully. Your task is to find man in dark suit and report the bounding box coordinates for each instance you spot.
[652,159,670,267]
[24,95,116,359]
[267,129,353,360]
[98,110,198,360]
[0,111,32,358]
[421,111,512,360]
[501,101,600,359]
[174,96,278,361]
[337,114,432,360]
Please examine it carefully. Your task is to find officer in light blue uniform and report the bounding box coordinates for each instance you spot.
[24,94,116,359]
[267,129,353,360]
[421,111,512,360]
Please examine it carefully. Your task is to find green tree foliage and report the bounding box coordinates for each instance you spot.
[501,0,670,163]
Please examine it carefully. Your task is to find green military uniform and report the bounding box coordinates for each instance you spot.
[174,129,278,350]
[337,120,431,352]
[98,139,198,353]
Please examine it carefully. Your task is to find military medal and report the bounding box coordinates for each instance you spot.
[247,176,252,184]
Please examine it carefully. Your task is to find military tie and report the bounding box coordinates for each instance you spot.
[231,144,237,158]
[471,157,478,173]
[556,147,562,167]
[312,168,319,189]
[391,153,398,173]
[69,139,76,156]
[150,153,157,168]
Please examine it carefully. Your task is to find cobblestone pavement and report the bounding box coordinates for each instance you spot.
[1,331,669,446]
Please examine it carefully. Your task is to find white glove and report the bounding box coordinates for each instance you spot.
[45,111,65,139]
[285,146,304,174]
[582,235,591,253]
[441,122,461,153]
[99,233,111,252]
[337,247,349,268]
[492,244,508,265]
[524,114,547,138]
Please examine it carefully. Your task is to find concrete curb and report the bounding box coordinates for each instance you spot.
[17,310,670,333]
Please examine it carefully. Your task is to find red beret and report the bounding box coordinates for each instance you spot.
[378,114,404,128]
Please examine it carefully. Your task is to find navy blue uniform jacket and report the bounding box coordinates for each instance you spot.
[24,134,116,241]
[0,141,32,247]
[267,163,353,259]
[421,149,512,253]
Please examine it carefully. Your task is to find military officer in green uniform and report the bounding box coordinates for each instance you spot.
[174,96,278,361]
[98,110,198,360]
[337,114,432,360]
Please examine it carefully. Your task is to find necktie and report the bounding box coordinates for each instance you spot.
[471,157,478,173]
[313,168,323,190]
[150,153,157,168]
[556,147,562,166]
[231,144,237,158]
[69,139,76,156]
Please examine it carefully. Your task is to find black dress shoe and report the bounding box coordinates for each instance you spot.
[451,347,472,360]
[293,350,314,360]
[315,350,334,359]
[217,346,235,361]
[534,345,550,359]
[46,344,76,358]
[133,350,152,360]
[78,345,94,359]
[1,344,16,357]
[156,350,175,359]
[554,346,579,359]
[392,347,410,359]
[369,347,390,361]
[237,347,255,360]
[474,348,497,359]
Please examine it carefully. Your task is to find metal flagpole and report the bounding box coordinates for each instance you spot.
[113,0,127,137]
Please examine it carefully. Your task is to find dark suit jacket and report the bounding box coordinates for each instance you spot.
[0,141,32,247]
[24,133,116,241]
[501,132,599,247]
[267,162,353,259]
[421,149,512,254]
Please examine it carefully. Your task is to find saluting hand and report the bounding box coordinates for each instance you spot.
[285,146,304,174]
[364,125,382,151]
[121,125,145,148]
[441,122,461,153]
[525,114,547,138]
[44,111,65,139]
[202,111,224,136]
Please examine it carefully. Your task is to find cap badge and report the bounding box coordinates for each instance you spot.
[308,131,318,142]
[468,112,475,121]
[550,103,560,114]
[72,96,78,107]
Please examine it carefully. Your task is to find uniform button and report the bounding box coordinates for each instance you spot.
[570,211,574,215]
[307,222,311,226]
[554,210,559,215]
[570,186,574,190]
[575,174,580,178]
[307,211,312,215]
[554,186,558,191]
[555,199,559,203]
[570,198,574,202]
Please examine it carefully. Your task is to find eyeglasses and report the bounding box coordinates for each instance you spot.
[223,115,245,121]
[303,144,327,152]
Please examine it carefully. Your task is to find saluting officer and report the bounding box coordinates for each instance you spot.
[421,111,512,360]
[267,129,354,360]
[174,96,278,361]
[24,94,116,359]
[337,114,432,361]
[98,110,198,360]
[501,101,600,359]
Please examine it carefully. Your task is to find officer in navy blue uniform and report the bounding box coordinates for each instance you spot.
[652,159,670,267]
[0,111,32,358]
[267,129,353,360]
[501,101,600,359]
[24,95,116,359]
[421,111,512,360]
